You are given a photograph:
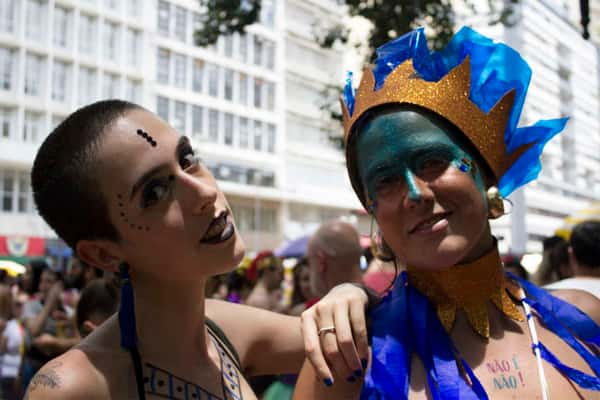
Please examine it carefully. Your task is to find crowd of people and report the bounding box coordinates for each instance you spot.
[0,25,599,400]
[0,217,595,399]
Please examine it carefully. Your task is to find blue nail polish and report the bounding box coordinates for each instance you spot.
[346,375,357,383]
[361,359,368,369]
[323,378,333,387]
[353,369,362,377]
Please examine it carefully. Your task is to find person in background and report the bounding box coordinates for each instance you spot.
[245,251,285,312]
[306,220,364,298]
[0,284,24,400]
[534,235,572,285]
[288,258,317,316]
[76,279,120,338]
[545,221,600,300]
[21,267,79,391]
[226,270,253,304]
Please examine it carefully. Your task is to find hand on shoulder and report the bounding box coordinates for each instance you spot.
[24,350,109,400]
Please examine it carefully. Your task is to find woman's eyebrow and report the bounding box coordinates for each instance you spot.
[129,136,190,201]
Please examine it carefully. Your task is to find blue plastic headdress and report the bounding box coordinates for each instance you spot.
[342,26,567,197]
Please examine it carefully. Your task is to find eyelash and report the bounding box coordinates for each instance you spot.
[139,146,203,209]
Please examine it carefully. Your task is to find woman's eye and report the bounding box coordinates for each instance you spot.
[375,175,400,195]
[416,157,450,177]
[141,180,170,208]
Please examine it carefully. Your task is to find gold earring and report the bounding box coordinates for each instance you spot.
[487,186,505,219]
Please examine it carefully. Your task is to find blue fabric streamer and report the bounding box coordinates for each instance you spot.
[535,343,600,390]
[510,273,600,345]
[343,26,567,196]
[118,263,138,350]
[362,272,487,399]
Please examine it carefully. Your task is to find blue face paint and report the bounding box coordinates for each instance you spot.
[356,109,485,210]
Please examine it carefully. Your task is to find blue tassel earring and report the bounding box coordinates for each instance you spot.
[118,262,138,350]
[118,262,146,399]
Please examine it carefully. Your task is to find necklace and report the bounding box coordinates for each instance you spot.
[407,245,524,338]
[142,330,244,400]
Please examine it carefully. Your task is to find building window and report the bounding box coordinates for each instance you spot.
[208,109,218,142]
[125,79,141,103]
[127,0,141,17]
[0,0,16,34]
[224,113,233,145]
[239,34,248,63]
[78,66,97,105]
[23,111,44,143]
[52,60,69,102]
[103,21,119,62]
[0,47,14,91]
[0,107,15,139]
[79,14,97,56]
[253,120,262,151]
[156,96,169,120]
[157,49,170,84]
[265,42,275,70]
[266,123,275,153]
[104,0,119,11]
[24,53,45,97]
[1,170,14,212]
[207,64,218,97]
[173,53,187,89]
[192,59,204,93]
[260,0,275,28]
[53,6,71,49]
[224,35,233,58]
[253,36,263,66]
[238,73,248,105]
[192,105,204,138]
[224,69,233,101]
[174,6,187,42]
[125,28,141,67]
[157,0,170,36]
[26,0,46,41]
[102,73,120,99]
[254,79,263,108]
[239,117,248,149]
[173,101,186,133]
[266,82,275,110]
[18,173,31,213]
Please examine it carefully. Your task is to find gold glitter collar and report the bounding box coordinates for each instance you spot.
[407,246,524,338]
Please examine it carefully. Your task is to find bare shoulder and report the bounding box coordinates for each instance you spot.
[205,299,298,332]
[24,349,108,400]
[25,314,132,400]
[551,288,600,324]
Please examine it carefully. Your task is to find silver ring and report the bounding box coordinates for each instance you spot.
[318,326,336,336]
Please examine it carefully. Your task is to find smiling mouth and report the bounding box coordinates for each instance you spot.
[200,210,235,244]
[409,212,452,234]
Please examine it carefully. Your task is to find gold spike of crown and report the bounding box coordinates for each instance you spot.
[341,57,533,182]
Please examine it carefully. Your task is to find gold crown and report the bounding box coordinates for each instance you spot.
[341,57,533,182]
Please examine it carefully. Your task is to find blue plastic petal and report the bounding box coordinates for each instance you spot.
[499,118,568,196]
[343,71,356,117]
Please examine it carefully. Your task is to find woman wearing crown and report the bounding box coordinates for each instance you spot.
[293,27,600,399]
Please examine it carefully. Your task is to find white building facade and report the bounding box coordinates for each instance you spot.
[465,0,600,254]
[0,0,361,259]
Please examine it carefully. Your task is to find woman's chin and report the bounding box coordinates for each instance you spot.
[404,236,472,270]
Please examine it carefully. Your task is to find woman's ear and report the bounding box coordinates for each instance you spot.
[76,239,122,273]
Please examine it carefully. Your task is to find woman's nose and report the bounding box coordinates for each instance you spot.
[177,173,218,215]
[402,170,433,209]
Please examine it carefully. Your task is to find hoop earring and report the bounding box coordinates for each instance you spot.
[487,186,505,219]
[370,218,395,261]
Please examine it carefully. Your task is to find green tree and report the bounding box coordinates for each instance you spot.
[195,0,519,59]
